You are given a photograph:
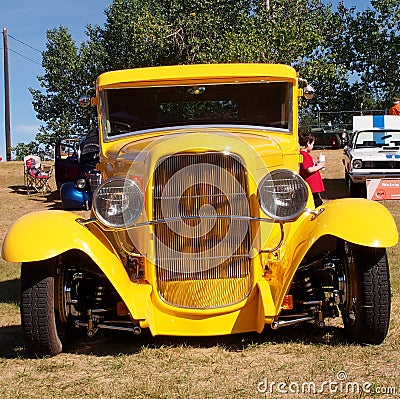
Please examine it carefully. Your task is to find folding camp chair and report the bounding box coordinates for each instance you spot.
[24,155,53,194]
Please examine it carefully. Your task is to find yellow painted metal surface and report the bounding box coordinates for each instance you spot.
[146,287,272,336]
[296,198,398,249]
[3,210,112,262]
[96,63,297,89]
[2,211,152,321]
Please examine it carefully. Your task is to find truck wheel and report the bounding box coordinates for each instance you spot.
[21,259,66,357]
[340,242,390,344]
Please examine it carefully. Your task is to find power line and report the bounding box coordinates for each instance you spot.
[8,48,41,66]
[8,34,42,53]
[1,31,42,65]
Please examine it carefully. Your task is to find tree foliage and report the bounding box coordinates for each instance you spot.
[330,1,400,110]
[12,0,400,158]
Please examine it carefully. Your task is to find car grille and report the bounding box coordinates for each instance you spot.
[153,152,252,309]
[362,160,400,169]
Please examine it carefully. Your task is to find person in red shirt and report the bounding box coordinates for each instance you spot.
[389,98,400,116]
[299,132,325,208]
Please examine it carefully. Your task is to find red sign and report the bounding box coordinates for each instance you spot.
[366,178,400,200]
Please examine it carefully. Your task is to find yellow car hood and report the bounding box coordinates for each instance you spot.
[102,128,298,174]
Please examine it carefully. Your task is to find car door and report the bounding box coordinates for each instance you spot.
[54,138,81,190]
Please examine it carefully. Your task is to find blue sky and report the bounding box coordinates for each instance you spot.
[0,0,371,159]
[0,0,111,159]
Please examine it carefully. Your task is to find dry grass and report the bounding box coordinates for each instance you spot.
[0,152,399,399]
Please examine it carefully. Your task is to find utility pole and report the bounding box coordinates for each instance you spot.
[3,26,11,161]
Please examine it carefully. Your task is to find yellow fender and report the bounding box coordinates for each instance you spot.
[274,198,398,310]
[2,210,152,320]
[288,198,398,278]
[294,198,398,250]
[3,210,115,262]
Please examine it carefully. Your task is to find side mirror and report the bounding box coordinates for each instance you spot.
[79,87,95,108]
[298,78,315,100]
[303,84,315,100]
[79,94,91,108]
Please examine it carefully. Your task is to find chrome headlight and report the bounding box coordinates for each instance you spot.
[258,169,308,221]
[76,178,86,189]
[353,159,363,169]
[93,177,144,228]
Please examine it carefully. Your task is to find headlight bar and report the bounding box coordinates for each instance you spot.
[89,169,310,229]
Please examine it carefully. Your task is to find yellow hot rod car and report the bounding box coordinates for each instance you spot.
[2,64,398,356]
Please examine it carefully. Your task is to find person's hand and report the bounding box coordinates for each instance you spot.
[317,161,326,170]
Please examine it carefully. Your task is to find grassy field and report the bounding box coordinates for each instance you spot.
[0,151,399,399]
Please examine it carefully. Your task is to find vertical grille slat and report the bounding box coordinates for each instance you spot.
[153,152,252,309]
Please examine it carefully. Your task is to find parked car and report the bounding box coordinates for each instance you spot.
[55,129,100,209]
[343,115,400,197]
[310,126,348,149]
[60,169,102,210]
[54,137,81,191]
[3,64,398,357]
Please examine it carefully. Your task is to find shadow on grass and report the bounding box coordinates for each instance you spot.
[7,185,28,195]
[52,324,355,357]
[0,278,20,304]
[0,325,26,358]
[8,185,64,209]
[61,322,353,358]
[322,178,348,200]
[0,321,356,359]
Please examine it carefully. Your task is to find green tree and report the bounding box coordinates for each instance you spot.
[13,27,97,159]
[332,0,400,111]
[18,0,400,158]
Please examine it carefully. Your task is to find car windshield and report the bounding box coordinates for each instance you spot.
[100,81,292,137]
[354,130,400,148]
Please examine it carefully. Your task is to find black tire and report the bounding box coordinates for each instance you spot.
[340,242,391,344]
[20,259,65,356]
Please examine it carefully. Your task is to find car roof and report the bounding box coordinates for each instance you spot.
[96,64,298,89]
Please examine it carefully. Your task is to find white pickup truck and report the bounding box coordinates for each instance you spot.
[343,115,400,197]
